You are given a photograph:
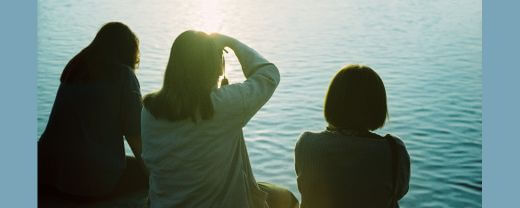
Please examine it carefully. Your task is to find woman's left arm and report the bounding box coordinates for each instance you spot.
[125,135,149,176]
[121,67,148,175]
[397,139,411,199]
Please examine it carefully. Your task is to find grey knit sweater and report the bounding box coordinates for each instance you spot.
[141,40,279,208]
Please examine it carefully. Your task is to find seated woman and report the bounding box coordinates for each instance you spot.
[141,31,298,208]
[295,65,411,208]
[38,22,148,200]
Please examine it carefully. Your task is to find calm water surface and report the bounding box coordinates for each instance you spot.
[38,0,482,207]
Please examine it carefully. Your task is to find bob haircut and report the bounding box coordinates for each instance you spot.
[324,64,388,131]
[60,22,140,83]
[143,30,223,122]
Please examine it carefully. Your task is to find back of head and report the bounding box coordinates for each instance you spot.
[60,22,140,83]
[144,30,223,122]
[324,64,388,131]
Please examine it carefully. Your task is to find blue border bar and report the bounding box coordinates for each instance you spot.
[482,0,520,207]
[0,0,37,207]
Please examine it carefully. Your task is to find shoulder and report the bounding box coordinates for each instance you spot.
[112,63,134,72]
[385,134,407,150]
[296,131,329,150]
[295,131,333,168]
[385,134,410,162]
[114,64,140,89]
[298,131,323,141]
[110,63,137,80]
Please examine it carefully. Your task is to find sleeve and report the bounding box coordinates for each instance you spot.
[395,137,411,200]
[295,134,306,176]
[295,134,305,195]
[121,68,143,137]
[228,41,281,126]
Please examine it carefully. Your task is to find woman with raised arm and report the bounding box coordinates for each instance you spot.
[295,65,411,208]
[38,22,148,200]
[141,31,298,208]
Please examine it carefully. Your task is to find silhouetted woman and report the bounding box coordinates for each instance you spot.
[295,65,411,208]
[38,22,148,200]
[141,31,298,208]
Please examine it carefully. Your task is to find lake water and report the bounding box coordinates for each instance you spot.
[37,0,482,207]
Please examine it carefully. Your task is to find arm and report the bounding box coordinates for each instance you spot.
[294,137,304,176]
[222,36,276,78]
[294,134,306,197]
[213,34,281,125]
[120,67,148,176]
[125,135,149,176]
[396,138,410,200]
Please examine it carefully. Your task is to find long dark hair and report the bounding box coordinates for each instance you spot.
[60,22,140,83]
[143,30,223,122]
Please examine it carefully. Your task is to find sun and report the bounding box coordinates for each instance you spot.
[196,0,224,33]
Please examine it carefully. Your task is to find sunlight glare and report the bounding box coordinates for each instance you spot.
[196,0,224,33]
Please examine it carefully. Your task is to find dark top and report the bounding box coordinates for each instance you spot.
[295,130,410,208]
[38,64,142,196]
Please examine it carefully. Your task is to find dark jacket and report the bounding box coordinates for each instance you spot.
[295,130,410,208]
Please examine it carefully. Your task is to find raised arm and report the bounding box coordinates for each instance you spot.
[212,34,280,125]
[221,35,276,78]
